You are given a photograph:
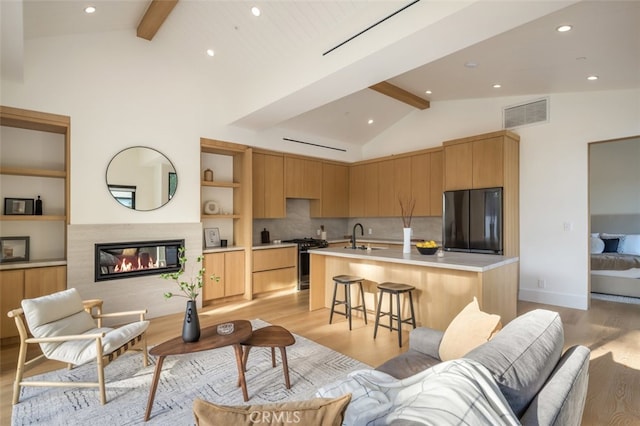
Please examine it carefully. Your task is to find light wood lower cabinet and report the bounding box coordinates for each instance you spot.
[252,247,297,294]
[1,265,66,339]
[202,251,245,302]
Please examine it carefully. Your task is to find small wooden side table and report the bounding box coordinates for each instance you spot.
[239,325,296,395]
[144,319,252,422]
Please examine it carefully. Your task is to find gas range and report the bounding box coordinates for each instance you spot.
[282,238,328,251]
[281,238,328,290]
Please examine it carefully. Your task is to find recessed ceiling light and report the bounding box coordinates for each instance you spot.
[464,61,478,68]
[492,84,502,89]
[84,6,96,14]
[206,49,215,57]
[251,6,261,17]
[368,119,374,125]
[556,25,572,32]
[587,75,599,81]
[425,90,432,95]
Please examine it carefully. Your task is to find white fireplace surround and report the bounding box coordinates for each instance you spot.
[68,223,202,323]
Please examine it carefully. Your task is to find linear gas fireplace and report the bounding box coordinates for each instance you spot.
[95,239,184,282]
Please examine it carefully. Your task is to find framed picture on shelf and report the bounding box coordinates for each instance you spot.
[0,236,30,263]
[4,198,35,215]
[204,228,221,248]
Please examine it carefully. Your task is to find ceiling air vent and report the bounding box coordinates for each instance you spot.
[503,97,549,129]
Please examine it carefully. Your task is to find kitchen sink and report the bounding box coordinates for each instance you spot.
[344,246,387,250]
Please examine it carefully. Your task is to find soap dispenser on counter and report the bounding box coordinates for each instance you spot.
[261,228,271,244]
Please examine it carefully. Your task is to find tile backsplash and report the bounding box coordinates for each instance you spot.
[253,199,442,245]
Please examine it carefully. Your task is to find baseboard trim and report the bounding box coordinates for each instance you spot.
[519,288,588,310]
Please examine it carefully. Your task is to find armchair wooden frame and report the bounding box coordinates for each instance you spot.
[7,299,149,405]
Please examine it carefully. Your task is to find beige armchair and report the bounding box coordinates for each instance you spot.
[7,288,149,405]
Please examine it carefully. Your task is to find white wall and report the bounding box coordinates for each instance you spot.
[365,89,640,309]
[590,137,640,214]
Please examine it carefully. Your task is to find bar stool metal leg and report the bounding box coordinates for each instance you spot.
[329,281,339,324]
[373,290,384,339]
[396,290,403,347]
[358,282,368,325]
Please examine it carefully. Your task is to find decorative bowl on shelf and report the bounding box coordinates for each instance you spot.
[416,246,438,255]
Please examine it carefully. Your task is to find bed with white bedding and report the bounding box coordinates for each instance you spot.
[590,214,640,298]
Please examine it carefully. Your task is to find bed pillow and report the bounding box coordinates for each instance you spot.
[590,236,605,254]
[602,238,619,253]
[438,297,501,361]
[620,234,640,255]
[600,233,626,253]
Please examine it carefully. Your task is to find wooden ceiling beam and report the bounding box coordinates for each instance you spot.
[369,81,430,110]
[137,0,179,41]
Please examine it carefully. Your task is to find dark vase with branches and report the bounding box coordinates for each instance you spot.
[160,247,219,342]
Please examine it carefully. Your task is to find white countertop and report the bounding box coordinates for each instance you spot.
[252,243,298,251]
[310,247,518,272]
[0,259,67,270]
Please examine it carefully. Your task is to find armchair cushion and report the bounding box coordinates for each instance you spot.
[48,322,149,366]
[22,288,94,331]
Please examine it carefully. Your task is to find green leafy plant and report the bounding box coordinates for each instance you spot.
[160,247,219,300]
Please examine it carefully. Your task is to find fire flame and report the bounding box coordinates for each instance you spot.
[114,255,158,272]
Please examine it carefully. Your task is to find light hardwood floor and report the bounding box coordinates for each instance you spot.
[2,289,639,425]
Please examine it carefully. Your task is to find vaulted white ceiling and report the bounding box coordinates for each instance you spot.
[2,0,639,146]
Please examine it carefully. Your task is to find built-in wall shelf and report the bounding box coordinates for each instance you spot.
[0,167,66,179]
[201,214,241,220]
[1,215,66,221]
[201,181,241,188]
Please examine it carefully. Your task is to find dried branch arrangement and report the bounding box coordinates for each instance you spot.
[399,195,416,228]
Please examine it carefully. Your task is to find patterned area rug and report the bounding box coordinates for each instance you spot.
[11,319,370,425]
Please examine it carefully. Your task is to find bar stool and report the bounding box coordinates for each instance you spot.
[329,275,368,330]
[373,282,417,347]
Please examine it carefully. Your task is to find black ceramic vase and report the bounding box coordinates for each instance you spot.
[182,300,201,343]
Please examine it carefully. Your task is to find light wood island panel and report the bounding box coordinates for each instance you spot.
[310,248,518,331]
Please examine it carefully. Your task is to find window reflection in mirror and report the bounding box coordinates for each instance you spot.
[106,146,177,211]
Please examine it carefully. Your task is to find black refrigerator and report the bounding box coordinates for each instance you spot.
[443,187,503,254]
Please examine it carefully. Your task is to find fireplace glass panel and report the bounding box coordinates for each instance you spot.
[95,239,184,282]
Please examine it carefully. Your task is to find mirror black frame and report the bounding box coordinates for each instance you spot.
[106,146,177,211]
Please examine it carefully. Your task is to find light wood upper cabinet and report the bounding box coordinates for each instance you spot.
[443,131,516,191]
[377,159,395,216]
[411,153,431,216]
[253,152,285,218]
[394,157,412,216]
[472,136,504,189]
[364,162,379,217]
[443,141,473,190]
[429,150,443,216]
[284,156,322,199]
[312,162,349,218]
[349,164,365,217]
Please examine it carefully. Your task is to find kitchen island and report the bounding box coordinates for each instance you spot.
[309,247,519,330]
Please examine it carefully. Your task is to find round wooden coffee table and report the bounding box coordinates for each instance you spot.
[144,319,252,422]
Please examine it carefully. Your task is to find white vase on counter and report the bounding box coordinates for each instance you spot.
[403,228,412,254]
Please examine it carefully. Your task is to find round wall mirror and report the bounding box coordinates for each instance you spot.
[106,146,177,211]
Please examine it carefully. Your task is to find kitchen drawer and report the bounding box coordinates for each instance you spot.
[253,267,297,294]
[252,246,297,272]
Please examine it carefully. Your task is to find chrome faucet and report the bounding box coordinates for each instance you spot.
[352,223,364,249]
